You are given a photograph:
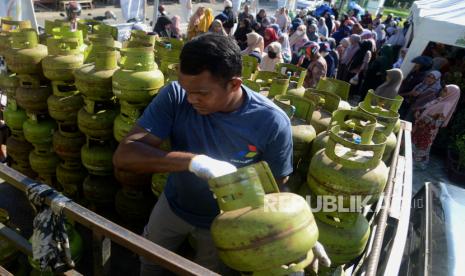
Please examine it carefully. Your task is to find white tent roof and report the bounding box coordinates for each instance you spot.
[400,0,465,75]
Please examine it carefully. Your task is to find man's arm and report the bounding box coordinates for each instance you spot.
[113,125,195,174]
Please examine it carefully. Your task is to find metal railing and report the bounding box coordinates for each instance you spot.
[0,165,219,276]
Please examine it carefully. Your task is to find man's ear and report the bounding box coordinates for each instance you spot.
[228,77,243,91]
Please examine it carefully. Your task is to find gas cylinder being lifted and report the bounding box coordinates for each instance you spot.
[209,162,319,275]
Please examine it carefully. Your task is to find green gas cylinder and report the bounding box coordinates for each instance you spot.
[115,187,156,224]
[4,105,28,136]
[74,48,118,101]
[314,211,370,266]
[307,125,388,206]
[274,94,316,172]
[209,162,319,275]
[83,174,118,206]
[52,129,85,161]
[276,63,307,98]
[0,72,19,99]
[6,136,33,164]
[81,139,115,175]
[56,160,87,199]
[362,90,403,133]
[113,101,145,142]
[15,74,52,115]
[4,28,47,74]
[357,96,399,163]
[310,110,377,158]
[23,115,57,150]
[77,99,117,140]
[112,47,164,104]
[304,89,342,134]
[47,82,84,125]
[42,36,84,81]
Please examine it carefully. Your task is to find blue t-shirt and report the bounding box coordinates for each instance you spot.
[137,81,293,228]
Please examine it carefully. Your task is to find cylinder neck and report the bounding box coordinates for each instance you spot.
[95,50,117,70]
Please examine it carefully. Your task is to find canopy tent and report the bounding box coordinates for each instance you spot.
[400,0,465,75]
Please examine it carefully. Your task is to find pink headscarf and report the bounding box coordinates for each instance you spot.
[171,16,181,37]
[419,84,461,127]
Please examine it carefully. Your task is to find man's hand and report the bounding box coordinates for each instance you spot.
[189,155,237,179]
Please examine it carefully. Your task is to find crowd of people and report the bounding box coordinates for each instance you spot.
[151,2,462,168]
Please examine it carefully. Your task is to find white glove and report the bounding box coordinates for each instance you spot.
[310,241,331,272]
[189,155,237,179]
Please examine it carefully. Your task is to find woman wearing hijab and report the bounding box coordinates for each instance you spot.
[260,42,284,71]
[412,85,461,169]
[242,32,264,62]
[336,37,350,62]
[317,18,329,38]
[198,8,214,33]
[302,43,327,88]
[170,16,182,39]
[256,9,266,23]
[323,12,333,36]
[264,27,278,48]
[374,68,403,99]
[153,16,174,38]
[234,18,253,50]
[347,40,374,97]
[187,7,206,40]
[331,25,351,44]
[209,19,227,35]
[307,23,320,42]
[402,70,443,121]
[361,44,394,94]
[271,24,291,63]
[289,25,309,64]
[276,7,290,31]
[338,34,360,81]
[374,24,386,49]
[215,1,237,35]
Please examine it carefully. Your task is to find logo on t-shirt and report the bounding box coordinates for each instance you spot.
[230,145,259,164]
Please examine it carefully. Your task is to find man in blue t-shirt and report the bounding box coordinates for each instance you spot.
[113,33,293,275]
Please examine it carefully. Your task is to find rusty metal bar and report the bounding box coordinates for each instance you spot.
[365,121,406,276]
[0,164,219,276]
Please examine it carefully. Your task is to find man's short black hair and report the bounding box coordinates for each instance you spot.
[180,33,242,84]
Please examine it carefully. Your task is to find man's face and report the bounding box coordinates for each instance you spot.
[179,71,240,115]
